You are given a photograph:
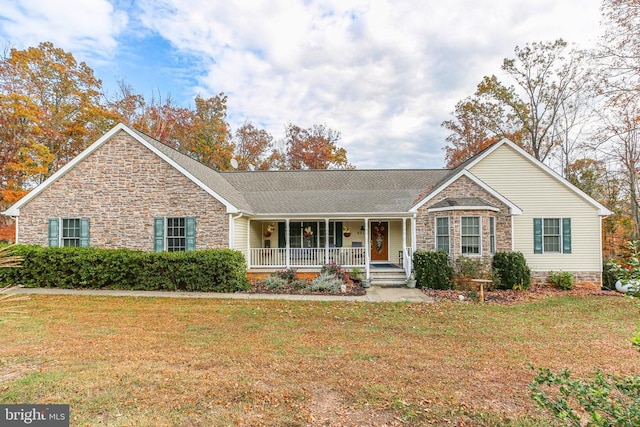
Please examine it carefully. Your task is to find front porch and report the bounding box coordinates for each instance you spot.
[243,218,415,280]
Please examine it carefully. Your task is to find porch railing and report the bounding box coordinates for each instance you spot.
[249,247,366,268]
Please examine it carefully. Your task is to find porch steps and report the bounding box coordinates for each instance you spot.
[369,268,408,287]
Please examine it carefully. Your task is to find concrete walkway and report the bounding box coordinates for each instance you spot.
[7,286,433,303]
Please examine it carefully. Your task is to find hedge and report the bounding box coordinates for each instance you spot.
[492,251,531,290]
[413,250,453,290]
[0,245,250,292]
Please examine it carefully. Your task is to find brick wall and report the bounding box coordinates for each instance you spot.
[531,271,602,290]
[18,130,229,250]
[416,175,513,259]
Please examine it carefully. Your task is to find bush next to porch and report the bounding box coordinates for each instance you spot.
[0,246,250,292]
[413,250,453,290]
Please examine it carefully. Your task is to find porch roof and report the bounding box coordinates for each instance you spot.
[221,169,450,214]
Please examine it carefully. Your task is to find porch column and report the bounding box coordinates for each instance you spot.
[285,219,290,267]
[325,218,330,265]
[246,218,251,267]
[364,218,370,280]
[411,214,417,273]
[402,217,407,272]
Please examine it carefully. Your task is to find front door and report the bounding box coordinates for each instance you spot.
[370,221,388,261]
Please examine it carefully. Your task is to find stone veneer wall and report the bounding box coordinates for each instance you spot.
[18,130,229,250]
[531,271,602,290]
[415,175,513,259]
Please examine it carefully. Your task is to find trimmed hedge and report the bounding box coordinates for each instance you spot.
[0,245,250,292]
[492,251,531,290]
[413,250,453,290]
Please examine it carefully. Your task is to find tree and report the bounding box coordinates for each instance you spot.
[442,40,591,167]
[599,0,640,101]
[281,123,351,170]
[188,94,233,170]
[1,42,113,174]
[233,122,275,170]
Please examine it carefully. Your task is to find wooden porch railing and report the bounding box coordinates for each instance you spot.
[249,247,366,268]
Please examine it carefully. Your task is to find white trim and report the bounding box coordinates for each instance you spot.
[434,216,450,253]
[2,123,240,216]
[460,216,482,256]
[489,216,496,254]
[428,205,500,213]
[464,139,612,216]
[410,170,522,215]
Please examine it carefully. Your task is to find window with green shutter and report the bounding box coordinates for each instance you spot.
[154,217,196,252]
[48,218,89,247]
[534,218,571,254]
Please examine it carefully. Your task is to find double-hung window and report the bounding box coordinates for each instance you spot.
[48,218,90,247]
[154,217,196,252]
[489,217,496,254]
[435,217,450,253]
[534,218,571,254]
[461,216,481,255]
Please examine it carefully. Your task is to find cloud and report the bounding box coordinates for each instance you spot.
[0,0,127,61]
[0,0,602,168]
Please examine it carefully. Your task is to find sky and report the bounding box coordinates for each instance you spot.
[0,0,604,169]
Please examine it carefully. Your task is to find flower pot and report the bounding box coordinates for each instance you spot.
[362,279,371,288]
[344,232,351,237]
[264,232,271,238]
[406,279,416,288]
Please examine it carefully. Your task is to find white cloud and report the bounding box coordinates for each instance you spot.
[0,0,127,61]
[0,0,602,168]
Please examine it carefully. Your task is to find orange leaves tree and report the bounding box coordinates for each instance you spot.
[280,123,351,170]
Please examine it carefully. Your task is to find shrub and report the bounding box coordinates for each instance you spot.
[602,261,618,290]
[0,246,250,292]
[455,256,489,278]
[308,271,343,293]
[549,271,574,290]
[492,251,531,290]
[529,367,640,426]
[275,267,298,283]
[413,250,453,290]
[262,275,287,290]
[320,262,347,281]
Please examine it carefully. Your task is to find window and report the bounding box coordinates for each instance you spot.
[166,217,186,252]
[534,218,571,254]
[286,221,342,248]
[461,216,481,255]
[48,218,89,247]
[154,217,195,252]
[489,217,496,254]
[435,217,449,253]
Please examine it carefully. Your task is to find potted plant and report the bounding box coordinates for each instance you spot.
[343,225,351,237]
[264,223,275,238]
[349,267,362,285]
[406,272,416,288]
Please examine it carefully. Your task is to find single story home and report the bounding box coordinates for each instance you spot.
[2,123,610,287]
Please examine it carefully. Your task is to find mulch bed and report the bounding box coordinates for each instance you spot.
[247,280,367,296]
[422,285,622,304]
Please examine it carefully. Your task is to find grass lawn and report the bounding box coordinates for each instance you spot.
[1,294,639,426]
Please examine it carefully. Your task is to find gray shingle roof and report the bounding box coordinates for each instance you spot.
[132,128,450,215]
[221,169,450,214]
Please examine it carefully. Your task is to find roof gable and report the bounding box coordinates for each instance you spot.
[468,139,611,216]
[3,123,243,216]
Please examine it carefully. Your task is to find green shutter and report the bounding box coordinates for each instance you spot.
[79,218,90,248]
[562,218,572,254]
[154,218,165,252]
[278,222,286,248]
[335,222,343,247]
[48,218,59,247]
[533,218,543,254]
[186,217,196,251]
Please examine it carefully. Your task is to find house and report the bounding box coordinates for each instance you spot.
[2,123,611,287]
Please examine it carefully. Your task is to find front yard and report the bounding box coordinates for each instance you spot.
[0,294,638,426]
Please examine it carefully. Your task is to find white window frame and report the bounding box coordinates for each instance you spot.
[61,218,81,247]
[435,216,450,253]
[166,217,187,252]
[542,218,562,254]
[489,217,496,254]
[460,216,481,255]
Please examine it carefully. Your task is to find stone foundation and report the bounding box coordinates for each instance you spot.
[531,271,602,290]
